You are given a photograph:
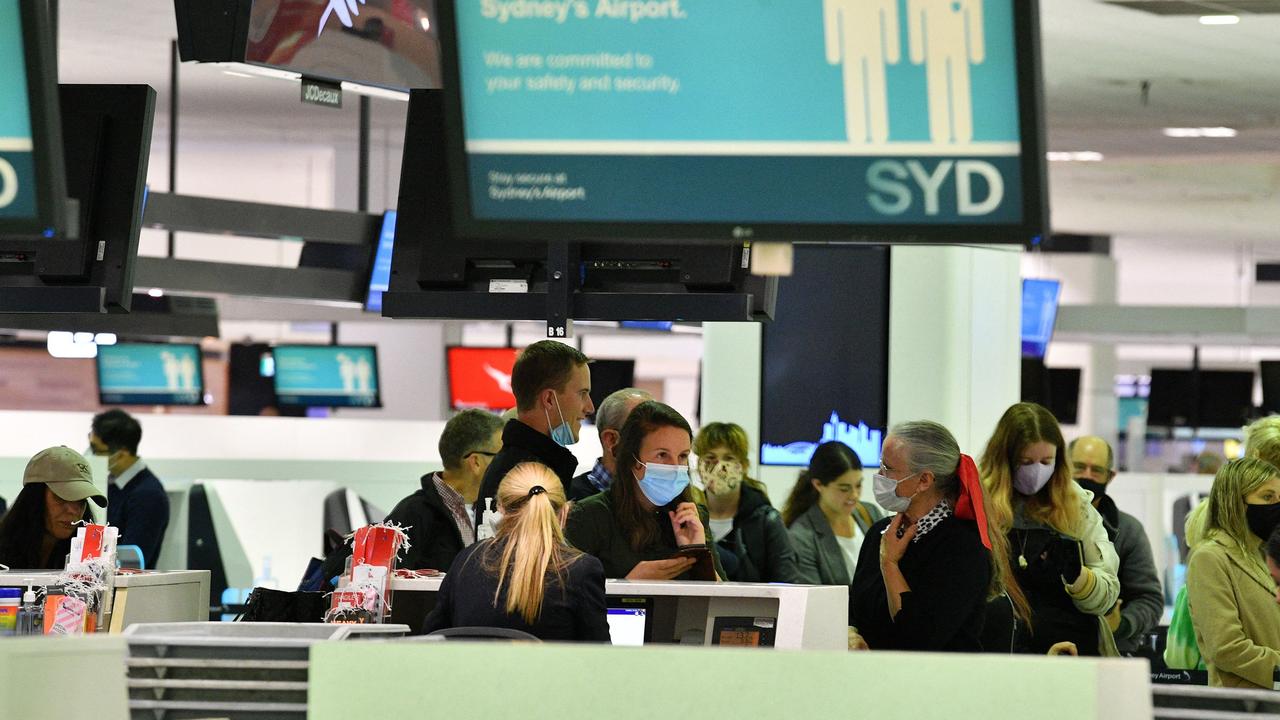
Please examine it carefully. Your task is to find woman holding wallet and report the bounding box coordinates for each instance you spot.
[565,401,725,581]
[980,402,1120,655]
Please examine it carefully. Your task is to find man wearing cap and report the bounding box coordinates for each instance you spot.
[0,447,107,570]
[90,409,170,568]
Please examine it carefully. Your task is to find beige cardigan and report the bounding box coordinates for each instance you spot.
[1187,535,1280,689]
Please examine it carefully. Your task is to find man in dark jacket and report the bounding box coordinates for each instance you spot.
[566,388,652,502]
[322,409,504,580]
[1070,436,1164,655]
[90,410,169,568]
[474,341,593,539]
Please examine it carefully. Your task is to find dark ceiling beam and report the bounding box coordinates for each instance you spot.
[142,192,380,246]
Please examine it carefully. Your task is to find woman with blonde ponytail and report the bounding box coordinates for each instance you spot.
[422,463,610,641]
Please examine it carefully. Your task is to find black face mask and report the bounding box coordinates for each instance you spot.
[1075,478,1108,499]
[1246,502,1280,541]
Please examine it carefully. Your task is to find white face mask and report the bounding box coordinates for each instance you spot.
[1013,462,1055,496]
[872,472,918,513]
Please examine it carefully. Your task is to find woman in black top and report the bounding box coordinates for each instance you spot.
[0,447,104,570]
[423,463,610,642]
[849,421,997,652]
[565,401,724,581]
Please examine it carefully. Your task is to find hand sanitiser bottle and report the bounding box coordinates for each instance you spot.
[16,587,43,636]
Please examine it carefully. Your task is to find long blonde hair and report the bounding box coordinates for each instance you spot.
[1245,415,1280,467]
[490,463,579,625]
[1204,457,1280,552]
[979,403,1084,628]
[980,403,1084,538]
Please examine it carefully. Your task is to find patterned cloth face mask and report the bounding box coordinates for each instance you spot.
[699,458,744,497]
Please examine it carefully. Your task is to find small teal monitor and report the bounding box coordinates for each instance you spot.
[272,345,382,408]
[96,343,205,406]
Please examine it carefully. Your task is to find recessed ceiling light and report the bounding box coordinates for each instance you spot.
[148,288,165,298]
[1163,127,1238,138]
[1199,15,1240,25]
[1047,151,1105,162]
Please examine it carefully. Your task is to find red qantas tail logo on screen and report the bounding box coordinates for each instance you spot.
[449,348,518,410]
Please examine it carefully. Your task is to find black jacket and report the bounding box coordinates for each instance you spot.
[714,485,799,583]
[474,420,579,537]
[422,539,611,642]
[320,473,467,583]
[849,515,992,652]
[1094,493,1164,654]
[107,466,170,568]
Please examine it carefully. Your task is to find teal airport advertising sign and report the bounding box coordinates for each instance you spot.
[448,0,1039,232]
[0,0,38,223]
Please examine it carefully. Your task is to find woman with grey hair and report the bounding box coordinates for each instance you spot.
[848,420,1003,651]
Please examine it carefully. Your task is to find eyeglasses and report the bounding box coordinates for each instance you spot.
[466,451,498,460]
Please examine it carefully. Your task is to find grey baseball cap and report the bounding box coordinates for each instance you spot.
[23,446,107,507]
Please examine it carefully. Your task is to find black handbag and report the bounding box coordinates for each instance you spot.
[238,587,329,623]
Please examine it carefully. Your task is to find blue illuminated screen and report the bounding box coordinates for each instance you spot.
[365,211,397,313]
[1021,278,1061,358]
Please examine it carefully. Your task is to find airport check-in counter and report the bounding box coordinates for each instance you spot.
[0,569,210,632]
[391,576,848,649]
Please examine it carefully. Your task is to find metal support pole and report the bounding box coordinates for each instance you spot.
[358,96,370,213]
[168,39,179,258]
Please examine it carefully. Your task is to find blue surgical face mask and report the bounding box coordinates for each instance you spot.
[636,459,691,507]
[544,393,577,447]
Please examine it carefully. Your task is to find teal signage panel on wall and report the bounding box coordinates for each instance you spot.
[273,345,382,408]
[442,0,1042,237]
[97,344,205,406]
[0,0,38,223]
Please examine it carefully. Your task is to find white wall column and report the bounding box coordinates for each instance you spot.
[888,245,1022,454]
[336,321,449,421]
[699,321,763,446]
[1023,251,1121,444]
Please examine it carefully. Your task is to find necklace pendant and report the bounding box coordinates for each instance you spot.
[1018,554,1028,570]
